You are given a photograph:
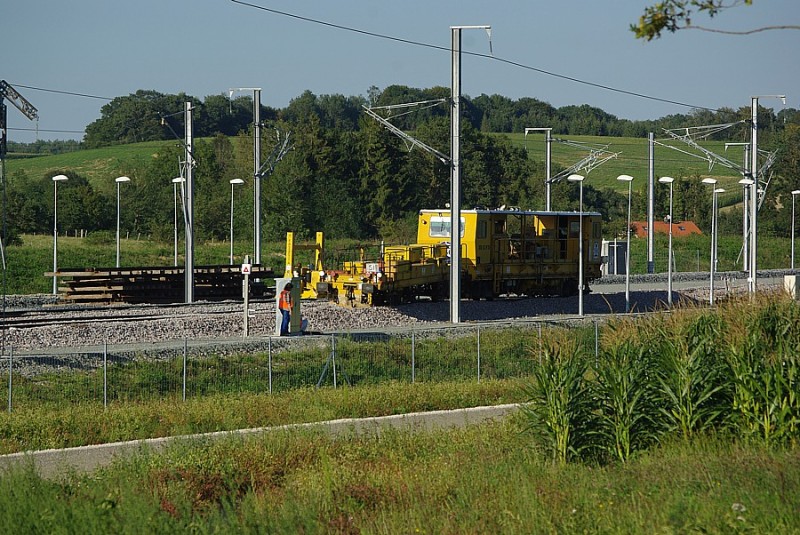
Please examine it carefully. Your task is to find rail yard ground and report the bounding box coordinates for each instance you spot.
[1,270,792,355]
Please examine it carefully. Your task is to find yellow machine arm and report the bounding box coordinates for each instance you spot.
[284,231,326,299]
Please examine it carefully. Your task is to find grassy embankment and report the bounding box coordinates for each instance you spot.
[0,295,798,532]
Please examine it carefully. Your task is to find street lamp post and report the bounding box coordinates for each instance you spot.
[172,177,185,267]
[229,178,245,265]
[792,190,800,270]
[658,176,675,307]
[750,94,786,295]
[617,174,634,312]
[51,174,68,295]
[702,178,721,305]
[568,173,585,316]
[115,176,131,268]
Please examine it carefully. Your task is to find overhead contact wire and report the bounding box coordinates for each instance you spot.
[229,0,722,114]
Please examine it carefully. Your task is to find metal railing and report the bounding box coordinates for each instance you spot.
[0,320,602,412]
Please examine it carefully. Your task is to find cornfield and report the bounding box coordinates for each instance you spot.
[522,294,800,463]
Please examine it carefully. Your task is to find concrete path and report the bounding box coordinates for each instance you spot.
[0,404,522,480]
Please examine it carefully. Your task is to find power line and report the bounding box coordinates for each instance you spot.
[9,127,85,134]
[229,0,722,114]
[9,83,112,101]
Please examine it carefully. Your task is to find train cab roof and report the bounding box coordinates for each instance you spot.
[418,208,603,218]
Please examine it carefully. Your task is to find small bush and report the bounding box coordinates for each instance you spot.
[84,230,115,245]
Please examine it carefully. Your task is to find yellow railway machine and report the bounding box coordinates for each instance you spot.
[299,208,603,306]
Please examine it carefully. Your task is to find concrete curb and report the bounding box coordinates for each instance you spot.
[0,403,523,479]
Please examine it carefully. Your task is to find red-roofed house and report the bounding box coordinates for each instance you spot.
[630,220,702,238]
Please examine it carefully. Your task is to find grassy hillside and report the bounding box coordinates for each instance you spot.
[4,141,171,186]
[504,132,742,192]
[7,134,744,195]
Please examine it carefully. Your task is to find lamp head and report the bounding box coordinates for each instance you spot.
[658,176,674,184]
[616,174,634,182]
[792,190,800,196]
[739,178,754,185]
[701,178,717,185]
[567,174,585,182]
[172,177,185,184]
[52,174,68,182]
[714,188,726,194]
[230,178,245,185]
[115,176,131,183]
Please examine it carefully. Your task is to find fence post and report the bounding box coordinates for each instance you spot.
[411,330,416,384]
[477,325,481,383]
[538,323,543,363]
[594,320,600,367]
[103,341,108,408]
[182,339,188,402]
[7,348,12,413]
[268,336,273,394]
[332,334,337,389]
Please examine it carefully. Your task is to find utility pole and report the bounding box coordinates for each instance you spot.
[450,26,462,325]
[450,25,490,325]
[0,81,38,270]
[725,142,751,271]
[749,94,786,295]
[229,88,262,264]
[0,81,38,355]
[253,89,262,264]
[647,133,655,273]
[184,102,195,304]
[524,128,552,210]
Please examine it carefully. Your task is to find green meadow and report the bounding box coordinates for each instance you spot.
[505,132,743,191]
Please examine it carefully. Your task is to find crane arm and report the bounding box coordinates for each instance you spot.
[0,80,39,121]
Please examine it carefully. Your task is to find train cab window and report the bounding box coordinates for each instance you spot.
[429,216,465,238]
[593,222,601,238]
[569,221,580,237]
[558,216,568,238]
[477,220,488,239]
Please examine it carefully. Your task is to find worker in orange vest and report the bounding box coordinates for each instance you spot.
[278,282,293,336]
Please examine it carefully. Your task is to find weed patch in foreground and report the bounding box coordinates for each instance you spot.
[0,418,797,533]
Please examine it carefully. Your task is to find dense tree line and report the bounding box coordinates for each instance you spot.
[76,85,798,146]
[3,86,798,250]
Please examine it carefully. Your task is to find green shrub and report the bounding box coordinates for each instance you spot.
[84,230,115,245]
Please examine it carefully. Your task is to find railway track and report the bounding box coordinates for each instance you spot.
[0,299,273,331]
[0,271,793,354]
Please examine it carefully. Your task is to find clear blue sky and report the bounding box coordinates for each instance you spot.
[4,0,799,143]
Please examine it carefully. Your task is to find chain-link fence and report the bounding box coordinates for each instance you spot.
[0,320,604,412]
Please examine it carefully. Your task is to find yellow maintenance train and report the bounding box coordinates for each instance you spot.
[288,207,603,306]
